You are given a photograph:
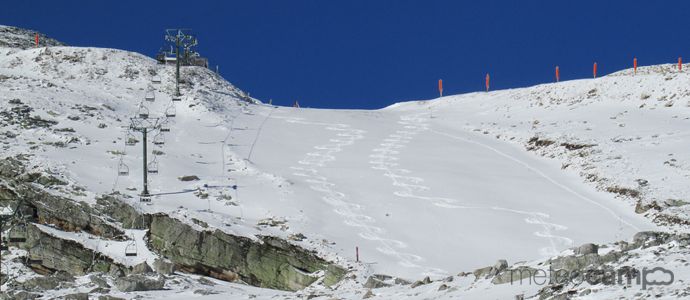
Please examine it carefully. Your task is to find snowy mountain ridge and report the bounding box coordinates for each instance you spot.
[0,26,688,299]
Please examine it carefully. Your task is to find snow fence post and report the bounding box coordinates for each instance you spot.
[438,79,443,97]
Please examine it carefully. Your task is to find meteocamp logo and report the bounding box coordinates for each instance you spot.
[507,266,674,290]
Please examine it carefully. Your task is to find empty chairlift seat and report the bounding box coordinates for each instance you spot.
[125,240,137,256]
[145,87,156,102]
[151,74,161,84]
[138,104,149,119]
[165,104,176,118]
[153,133,165,145]
[147,157,159,174]
[117,160,129,176]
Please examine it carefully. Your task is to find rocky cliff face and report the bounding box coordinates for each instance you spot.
[147,213,345,291]
[0,155,345,297]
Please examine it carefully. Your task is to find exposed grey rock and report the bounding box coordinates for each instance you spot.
[362,289,375,299]
[410,276,431,288]
[153,258,175,275]
[574,243,599,255]
[14,276,61,291]
[114,274,166,292]
[178,175,200,181]
[98,295,125,300]
[364,275,392,289]
[89,274,110,288]
[147,213,345,291]
[64,293,89,300]
[438,283,449,291]
[473,259,509,280]
[95,193,150,230]
[492,266,539,285]
[194,289,220,295]
[493,259,508,273]
[394,277,412,285]
[21,224,121,276]
[6,291,40,300]
[473,266,494,279]
[0,25,65,49]
[129,262,153,275]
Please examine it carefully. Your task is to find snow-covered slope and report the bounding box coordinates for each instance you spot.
[1,28,689,299]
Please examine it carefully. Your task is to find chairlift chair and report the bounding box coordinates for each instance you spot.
[117,160,129,176]
[8,223,27,243]
[125,132,137,146]
[151,74,161,84]
[138,104,149,119]
[147,157,159,174]
[145,89,156,102]
[153,133,165,146]
[125,240,138,256]
[172,94,182,102]
[165,104,176,118]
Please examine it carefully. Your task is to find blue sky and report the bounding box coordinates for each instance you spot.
[2,1,688,109]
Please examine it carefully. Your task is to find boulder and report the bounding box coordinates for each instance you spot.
[114,274,166,292]
[410,276,431,288]
[129,262,153,275]
[153,258,175,275]
[64,293,89,300]
[363,275,392,289]
[574,243,599,255]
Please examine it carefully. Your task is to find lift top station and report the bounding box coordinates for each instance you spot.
[155,29,208,68]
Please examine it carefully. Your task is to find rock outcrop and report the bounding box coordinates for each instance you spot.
[147,213,346,291]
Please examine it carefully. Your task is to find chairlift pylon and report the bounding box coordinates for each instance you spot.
[139,194,151,203]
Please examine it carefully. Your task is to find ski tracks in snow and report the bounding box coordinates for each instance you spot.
[285,117,427,270]
[370,113,574,258]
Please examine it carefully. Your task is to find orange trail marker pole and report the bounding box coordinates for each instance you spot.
[679,57,682,71]
[34,33,39,47]
[593,62,598,78]
[555,66,560,82]
[633,58,637,74]
[485,73,490,92]
[438,79,443,97]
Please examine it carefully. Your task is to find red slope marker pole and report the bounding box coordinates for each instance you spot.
[555,66,560,82]
[438,79,443,97]
[679,57,682,71]
[35,33,39,47]
[593,62,598,78]
[485,73,490,92]
[633,57,638,75]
